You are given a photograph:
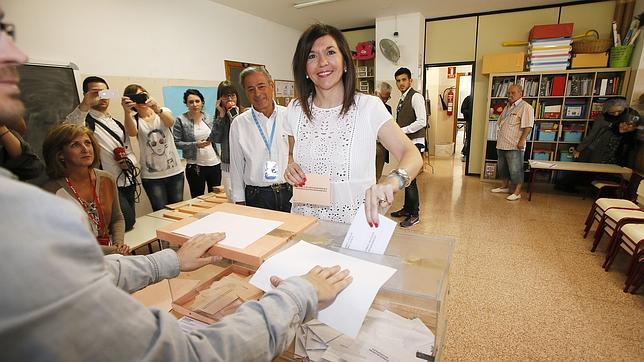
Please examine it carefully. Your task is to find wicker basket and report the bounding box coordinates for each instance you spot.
[572,30,612,54]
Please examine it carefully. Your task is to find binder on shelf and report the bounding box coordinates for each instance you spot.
[529,24,574,41]
[551,76,566,96]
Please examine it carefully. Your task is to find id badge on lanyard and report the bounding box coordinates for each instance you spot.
[252,109,280,182]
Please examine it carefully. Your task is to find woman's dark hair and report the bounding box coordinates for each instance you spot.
[217,81,240,107]
[183,89,205,106]
[292,23,356,120]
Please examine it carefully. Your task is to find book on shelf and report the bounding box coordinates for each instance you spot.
[490,100,507,119]
[590,100,604,119]
[487,120,497,140]
[516,77,539,97]
[528,47,573,56]
[542,104,562,119]
[530,37,574,46]
[529,62,570,71]
[566,75,593,96]
[563,100,587,119]
[484,162,497,179]
[594,76,622,96]
[528,54,572,64]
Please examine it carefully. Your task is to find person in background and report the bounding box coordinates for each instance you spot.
[122,84,183,211]
[0,120,43,181]
[173,89,221,198]
[460,94,472,162]
[210,81,242,201]
[229,66,291,212]
[41,123,129,255]
[391,67,427,227]
[556,97,641,193]
[0,10,352,359]
[375,82,392,180]
[573,97,640,166]
[66,76,138,231]
[284,24,423,226]
[491,84,534,201]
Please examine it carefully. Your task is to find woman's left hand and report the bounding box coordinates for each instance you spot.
[145,97,161,114]
[364,182,394,227]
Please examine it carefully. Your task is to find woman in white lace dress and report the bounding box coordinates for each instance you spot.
[284,24,423,226]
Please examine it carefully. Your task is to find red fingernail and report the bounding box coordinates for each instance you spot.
[368,222,373,227]
[375,223,379,228]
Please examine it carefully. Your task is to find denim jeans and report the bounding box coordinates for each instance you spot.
[496,149,524,185]
[245,183,292,212]
[402,143,424,216]
[185,164,222,198]
[118,184,136,231]
[142,172,185,211]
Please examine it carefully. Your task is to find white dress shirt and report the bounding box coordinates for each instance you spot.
[229,103,289,203]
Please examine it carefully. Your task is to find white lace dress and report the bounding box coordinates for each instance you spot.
[285,93,392,223]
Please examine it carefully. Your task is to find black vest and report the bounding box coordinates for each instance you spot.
[396,88,426,140]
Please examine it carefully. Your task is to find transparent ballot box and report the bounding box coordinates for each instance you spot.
[279,220,455,361]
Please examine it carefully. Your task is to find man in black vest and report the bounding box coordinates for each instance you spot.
[66,76,138,230]
[391,67,426,228]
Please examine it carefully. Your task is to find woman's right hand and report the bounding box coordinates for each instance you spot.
[216,99,226,118]
[573,150,580,159]
[121,96,135,110]
[284,161,307,187]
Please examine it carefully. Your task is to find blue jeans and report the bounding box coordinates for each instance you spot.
[142,172,185,211]
[496,149,524,185]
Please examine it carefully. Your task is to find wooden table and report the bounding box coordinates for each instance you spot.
[527,160,632,201]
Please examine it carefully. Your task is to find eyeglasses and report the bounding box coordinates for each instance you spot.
[0,22,15,40]
[221,94,237,99]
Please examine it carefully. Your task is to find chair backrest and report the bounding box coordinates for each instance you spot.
[636,179,644,207]
[626,172,644,204]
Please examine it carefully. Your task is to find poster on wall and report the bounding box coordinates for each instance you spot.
[162,86,218,118]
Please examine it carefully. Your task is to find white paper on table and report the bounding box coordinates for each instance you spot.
[341,204,395,255]
[249,241,397,337]
[177,316,210,333]
[172,212,283,249]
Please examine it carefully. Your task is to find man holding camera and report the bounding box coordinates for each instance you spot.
[66,76,138,230]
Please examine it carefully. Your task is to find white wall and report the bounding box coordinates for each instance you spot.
[5,0,301,81]
[375,13,425,84]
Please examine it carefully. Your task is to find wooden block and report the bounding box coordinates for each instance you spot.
[165,200,191,210]
[192,201,218,209]
[203,196,227,204]
[157,203,317,266]
[177,205,210,215]
[197,192,217,200]
[163,210,193,220]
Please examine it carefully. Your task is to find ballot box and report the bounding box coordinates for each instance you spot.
[276,220,454,361]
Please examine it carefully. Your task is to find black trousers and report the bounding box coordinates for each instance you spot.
[118,184,136,231]
[402,143,424,215]
[185,164,222,198]
[244,183,292,212]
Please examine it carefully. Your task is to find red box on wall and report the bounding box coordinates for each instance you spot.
[529,23,574,41]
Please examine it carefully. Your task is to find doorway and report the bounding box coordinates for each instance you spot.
[424,63,474,173]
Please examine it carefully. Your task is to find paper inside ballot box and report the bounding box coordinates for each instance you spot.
[173,267,263,324]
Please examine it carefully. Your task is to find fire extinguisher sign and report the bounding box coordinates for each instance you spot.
[447,66,456,79]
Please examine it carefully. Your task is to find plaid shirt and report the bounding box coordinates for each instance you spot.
[496,99,534,150]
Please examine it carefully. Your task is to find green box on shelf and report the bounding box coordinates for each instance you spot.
[559,151,574,162]
[563,131,582,142]
[538,131,556,141]
[533,152,550,161]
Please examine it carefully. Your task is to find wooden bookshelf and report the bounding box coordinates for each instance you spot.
[481,67,631,181]
[354,58,375,94]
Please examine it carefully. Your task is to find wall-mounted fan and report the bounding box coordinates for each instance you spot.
[379,38,400,63]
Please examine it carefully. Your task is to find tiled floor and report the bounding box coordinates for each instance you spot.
[394,156,643,361]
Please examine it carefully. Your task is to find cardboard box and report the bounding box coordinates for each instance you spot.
[571,52,608,68]
[157,203,317,267]
[172,265,261,324]
[481,52,525,75]
[529,23,574,41]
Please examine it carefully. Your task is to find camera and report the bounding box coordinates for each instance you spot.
[128,93,148,104]
[227,106,239,119]
[113,147,127,161]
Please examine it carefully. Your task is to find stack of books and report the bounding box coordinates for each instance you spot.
[528,37,572,71]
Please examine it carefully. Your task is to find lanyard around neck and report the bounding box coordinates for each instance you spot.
[65,170,106,237]
[251,108,277,157]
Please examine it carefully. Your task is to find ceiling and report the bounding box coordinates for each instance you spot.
[208,0,571,30]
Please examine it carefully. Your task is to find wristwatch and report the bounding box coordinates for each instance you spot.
[387,168,411,190]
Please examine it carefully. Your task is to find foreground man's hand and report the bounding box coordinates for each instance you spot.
[270,265,352,310]
[176,232,225,271]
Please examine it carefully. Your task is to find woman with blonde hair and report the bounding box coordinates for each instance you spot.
[42,123,129,255]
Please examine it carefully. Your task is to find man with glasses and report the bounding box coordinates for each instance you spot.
[0,21,43,181]
[0,8,352,360]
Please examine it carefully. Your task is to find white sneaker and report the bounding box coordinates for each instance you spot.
[506,194,521,201]
[491,187,510,193]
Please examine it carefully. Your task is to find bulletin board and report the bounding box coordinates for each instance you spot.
[274,79,295,107]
